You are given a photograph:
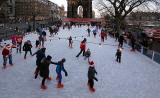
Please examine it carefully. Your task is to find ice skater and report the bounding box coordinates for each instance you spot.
[2,44,14,69]
[55,58,68,88]
[68,36,73,48]
[115,48,122,63]
[40,55,57,89]
[84,48,91,62]
[76,38,87,57]
[88,61,98,92]
[16,35,23,53]
[23,40,33,59]
[32,48,46,79]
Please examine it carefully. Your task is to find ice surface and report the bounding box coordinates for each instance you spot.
[0,26,160,98]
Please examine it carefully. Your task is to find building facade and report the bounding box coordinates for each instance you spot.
[0,0,15,23]
[15,0,51,22]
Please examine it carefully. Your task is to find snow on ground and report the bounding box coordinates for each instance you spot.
[0,26,160,98]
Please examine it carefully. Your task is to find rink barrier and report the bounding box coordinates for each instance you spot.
[126,39,160,64]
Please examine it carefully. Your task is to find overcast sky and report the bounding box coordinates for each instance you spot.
[49,0,100,17]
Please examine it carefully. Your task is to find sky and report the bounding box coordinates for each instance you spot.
[49,0,100,17]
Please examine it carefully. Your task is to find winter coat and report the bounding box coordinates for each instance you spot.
[80,41,86,50]
[93,30,97,34]
[36,28,40,33]
[69,37,72,43]
[42,31,46,36]
[33,49,46,66]
[116,50,121,57]
[36,40,40,46]
[87,29,91,33]
[131,37,135,45]
[11,35,16,41]
[40,58,56,78]
[119,35,124,43]
[115,33,119,38]
[49,27,53,33]
[56,61,67,74]
[16,36,23,43]
[2,48,10,56]
[88,66,97,80]
[39,28,43,36]
[39,36,44,42]
[101,32,106,37]
[84,50,91,57]
[23,42,32,51]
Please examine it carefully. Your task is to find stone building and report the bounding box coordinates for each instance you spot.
[67,0,92,18]
[0,0,15,23]
[15,0,51,22]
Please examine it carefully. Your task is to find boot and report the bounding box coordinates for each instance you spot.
[47,77,52,80]
[130,49,135,52]
[41,85,47,90]
[56,77,60,80]
[2,65,6,69]
[34,69,38,74]
[87,82,90,87]
[57,83,64,88]
[10,64,14,66]
[90,88,96,92]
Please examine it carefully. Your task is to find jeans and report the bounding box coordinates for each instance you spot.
[24,50,32,57]
[3,54,13,65]
[17,43,22,53]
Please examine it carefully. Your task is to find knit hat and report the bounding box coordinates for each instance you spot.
[46,55,52,60]
[6,44,11,50]
[62,58,66,63]
[89,61,94,67]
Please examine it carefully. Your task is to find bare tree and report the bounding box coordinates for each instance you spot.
[97,0,160,32]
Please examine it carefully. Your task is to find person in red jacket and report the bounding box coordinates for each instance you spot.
[76,38,87,57]
[2,44,14,69]
[11,35,16,45]
[101,31,106,42]
[16,35,23,53]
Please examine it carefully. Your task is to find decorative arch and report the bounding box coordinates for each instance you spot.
[67,0,92,18]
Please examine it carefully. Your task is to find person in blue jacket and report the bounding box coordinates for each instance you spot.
[39,27,43,36]
[32,48,46,79]
[55,58,68,88]
[93,29,97,38]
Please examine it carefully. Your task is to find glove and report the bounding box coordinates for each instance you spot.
[95,78,98,82]
[65,72,68,77]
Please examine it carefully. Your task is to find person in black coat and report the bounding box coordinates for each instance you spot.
[131,36,136,51]
[118,34,124,48]
[68,36,72,48]
[115,48,121,63]
[32,48,46,79]
[115,32,119,41]
[40,55,57,89]
[23,40,32,59]
[88,61,98,92]
[39,35,44,48]
[49,27,53,37]
[42,31,47,41]
[35,40,40,48]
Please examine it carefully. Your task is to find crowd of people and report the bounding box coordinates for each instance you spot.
[0,24,138,92]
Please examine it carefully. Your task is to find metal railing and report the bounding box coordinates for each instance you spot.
[126,39,160,64]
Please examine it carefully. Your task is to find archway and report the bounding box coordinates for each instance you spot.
[67,0,92,18]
